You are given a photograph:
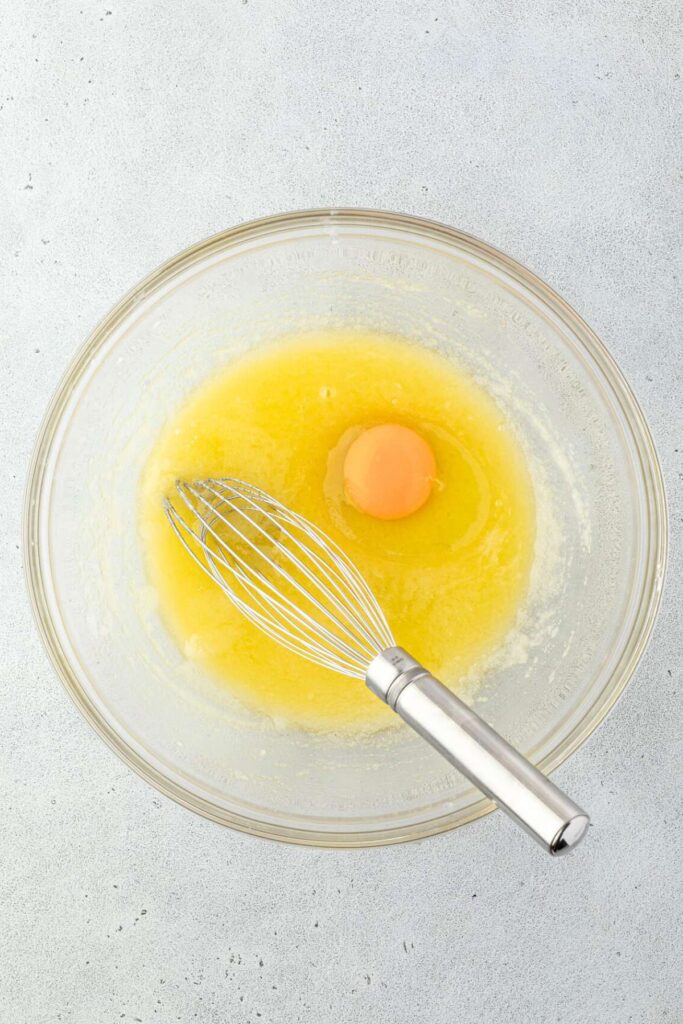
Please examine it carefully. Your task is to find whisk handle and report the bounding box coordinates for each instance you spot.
[366,648,589,855]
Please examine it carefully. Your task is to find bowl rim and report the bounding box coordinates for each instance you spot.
[23,207,669,847]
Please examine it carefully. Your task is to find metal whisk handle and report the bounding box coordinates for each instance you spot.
[367,648,589,855]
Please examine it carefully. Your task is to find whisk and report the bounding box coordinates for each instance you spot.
[165,477,589,854]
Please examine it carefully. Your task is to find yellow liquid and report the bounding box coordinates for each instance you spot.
[140,330,535,731]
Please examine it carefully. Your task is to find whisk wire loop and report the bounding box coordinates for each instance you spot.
[164,477,394,679]
[219,484,393,648]
[178,483,368,664]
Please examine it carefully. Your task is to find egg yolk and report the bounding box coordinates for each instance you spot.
[344,424,437,520]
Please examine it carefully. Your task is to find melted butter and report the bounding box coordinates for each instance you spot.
[139,329,536,731]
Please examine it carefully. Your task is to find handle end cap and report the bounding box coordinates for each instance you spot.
[550,814,590,855]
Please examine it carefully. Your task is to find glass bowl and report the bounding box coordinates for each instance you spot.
[24,209,667,846]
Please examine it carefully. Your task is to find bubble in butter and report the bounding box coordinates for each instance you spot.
[139,329,535,732]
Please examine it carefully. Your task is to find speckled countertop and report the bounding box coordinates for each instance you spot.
[1,2,681,1022]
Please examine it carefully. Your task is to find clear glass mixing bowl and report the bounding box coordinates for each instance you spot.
[24,209,667,846]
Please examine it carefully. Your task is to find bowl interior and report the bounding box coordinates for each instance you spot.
[28,211,665,844]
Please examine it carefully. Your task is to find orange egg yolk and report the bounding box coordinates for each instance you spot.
[343,423,437,520]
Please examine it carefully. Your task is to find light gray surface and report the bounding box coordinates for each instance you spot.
[1,2,681,1021]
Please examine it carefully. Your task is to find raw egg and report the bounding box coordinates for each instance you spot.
[343,424,437,520]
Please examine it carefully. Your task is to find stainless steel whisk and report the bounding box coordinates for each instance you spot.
[166,478,589,855]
